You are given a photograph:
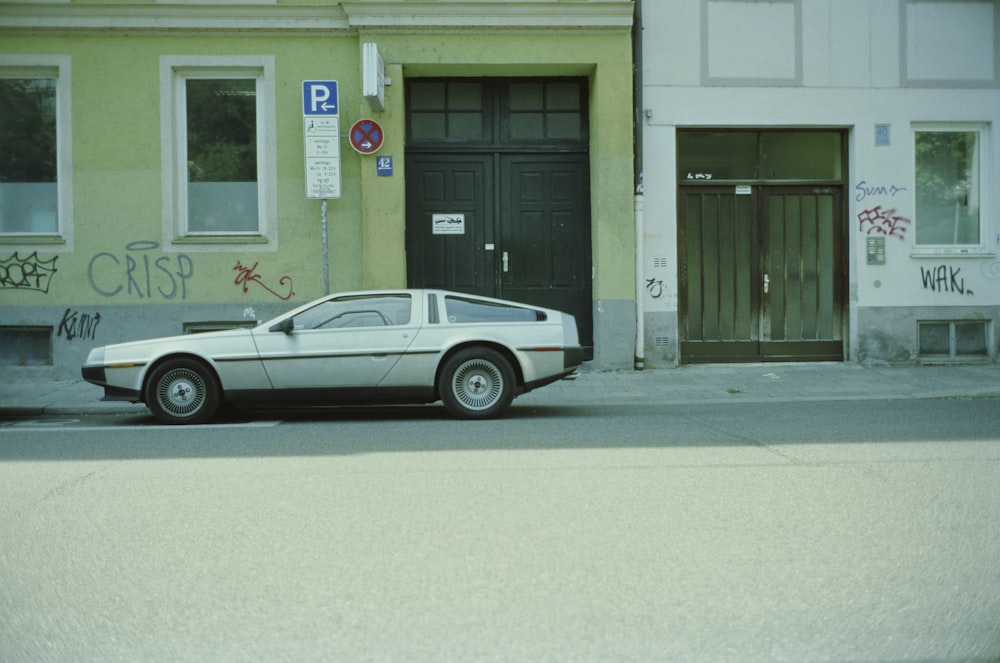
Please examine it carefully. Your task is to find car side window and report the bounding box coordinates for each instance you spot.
[293,295,412,330]
[444,296,545,323]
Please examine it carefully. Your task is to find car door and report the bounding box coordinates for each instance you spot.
[251,293,420,389]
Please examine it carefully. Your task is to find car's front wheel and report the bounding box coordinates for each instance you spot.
[145,358,220,425]
[439,347,515,419]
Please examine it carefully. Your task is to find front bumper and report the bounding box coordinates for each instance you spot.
[81,364,106,385]
[82,364,142,402]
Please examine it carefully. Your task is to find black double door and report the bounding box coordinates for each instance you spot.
[406,152,593,354]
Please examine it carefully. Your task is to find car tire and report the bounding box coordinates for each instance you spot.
[145,358,220,425]
[439,347,515,419]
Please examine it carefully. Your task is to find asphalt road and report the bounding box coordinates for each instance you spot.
[1,398,999,662]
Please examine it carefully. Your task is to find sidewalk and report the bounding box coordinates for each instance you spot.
[1,362,998,417]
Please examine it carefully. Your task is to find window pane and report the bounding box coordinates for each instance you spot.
[188,182,258,232]
[0,78,58,233]
[955,322,987,356]
[918,322,950,355]
[762,132,842,180]
[508,82,583,141]
[449,112,485,140]
[411,113,446,140]
[295,295,411,329]
[915,131,980,245]
[547,83,580,111]
[509,113,544,140]
[445,296,545,323]
[410,82,445,111]
[678,132,757,181]
[449,83,482,111]
[547,113,581,140]
[510,83,543,111]
[186,79,258,232]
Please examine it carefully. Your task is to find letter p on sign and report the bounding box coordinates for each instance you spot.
[302,81,339,116]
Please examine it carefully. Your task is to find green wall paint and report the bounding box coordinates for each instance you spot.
[1,2,636,372]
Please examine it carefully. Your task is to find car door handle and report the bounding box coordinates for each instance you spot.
[763,274,770,294]
[502,251,510,273]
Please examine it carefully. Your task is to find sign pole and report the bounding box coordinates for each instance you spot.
[321,198,329,295]
[301,80,340,297]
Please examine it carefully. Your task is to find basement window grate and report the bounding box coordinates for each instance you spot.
[918,320,989,360]
[0,326,53,366]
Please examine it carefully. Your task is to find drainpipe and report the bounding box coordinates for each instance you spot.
[634,191,645,370]
[633,0,645,370]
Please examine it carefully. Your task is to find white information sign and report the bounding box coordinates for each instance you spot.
[304,116,341,199]
[432,213,466,235]
[302,80,341,199]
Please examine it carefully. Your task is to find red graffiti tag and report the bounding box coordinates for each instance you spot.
[858,206,911,240]
[233,260,294,301]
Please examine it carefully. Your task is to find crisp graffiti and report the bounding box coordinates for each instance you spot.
[920,265,973,296]
[858,206,910,240]
[645,278,665,299]
[233,260,294,301]
[0,252,58,293]
[88,241,194,299]
[855,180,907,202]
[57,309,102,341]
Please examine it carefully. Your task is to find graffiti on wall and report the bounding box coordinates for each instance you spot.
[234,260,294,301]
[920,265,973,296]
[57,309,102,341]
[0,252,58,293]
[88,241,194,299]
[858,205,911,241]
[982,260,1000,281]
[855,180,907,202]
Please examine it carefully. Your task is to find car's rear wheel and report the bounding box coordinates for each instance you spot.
[439,347,515,419]
[145,358,220,425]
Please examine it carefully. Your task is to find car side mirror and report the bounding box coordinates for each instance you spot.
[269,318,294,335]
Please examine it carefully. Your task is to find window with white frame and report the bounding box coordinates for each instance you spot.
[0,56,72,242]
[913,125,987,247]
[162,57,275,245]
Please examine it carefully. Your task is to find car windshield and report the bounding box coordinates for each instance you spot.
[293,294,412,329]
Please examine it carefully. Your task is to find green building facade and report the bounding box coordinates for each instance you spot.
[1,1,636,379]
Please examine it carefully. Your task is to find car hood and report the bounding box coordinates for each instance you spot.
[90,327,256,363]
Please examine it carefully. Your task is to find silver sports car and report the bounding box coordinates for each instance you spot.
[82,289,584,424]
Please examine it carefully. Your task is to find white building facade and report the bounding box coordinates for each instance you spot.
[638,0,1000,366]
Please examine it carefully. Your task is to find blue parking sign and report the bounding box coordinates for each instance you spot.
[302,81,338,116]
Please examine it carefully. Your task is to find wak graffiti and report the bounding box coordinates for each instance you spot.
[920,265,973,296]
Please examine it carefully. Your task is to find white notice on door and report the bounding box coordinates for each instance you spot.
[432,213,465,235]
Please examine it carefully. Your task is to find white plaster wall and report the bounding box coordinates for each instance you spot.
[640,0,1000,364]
